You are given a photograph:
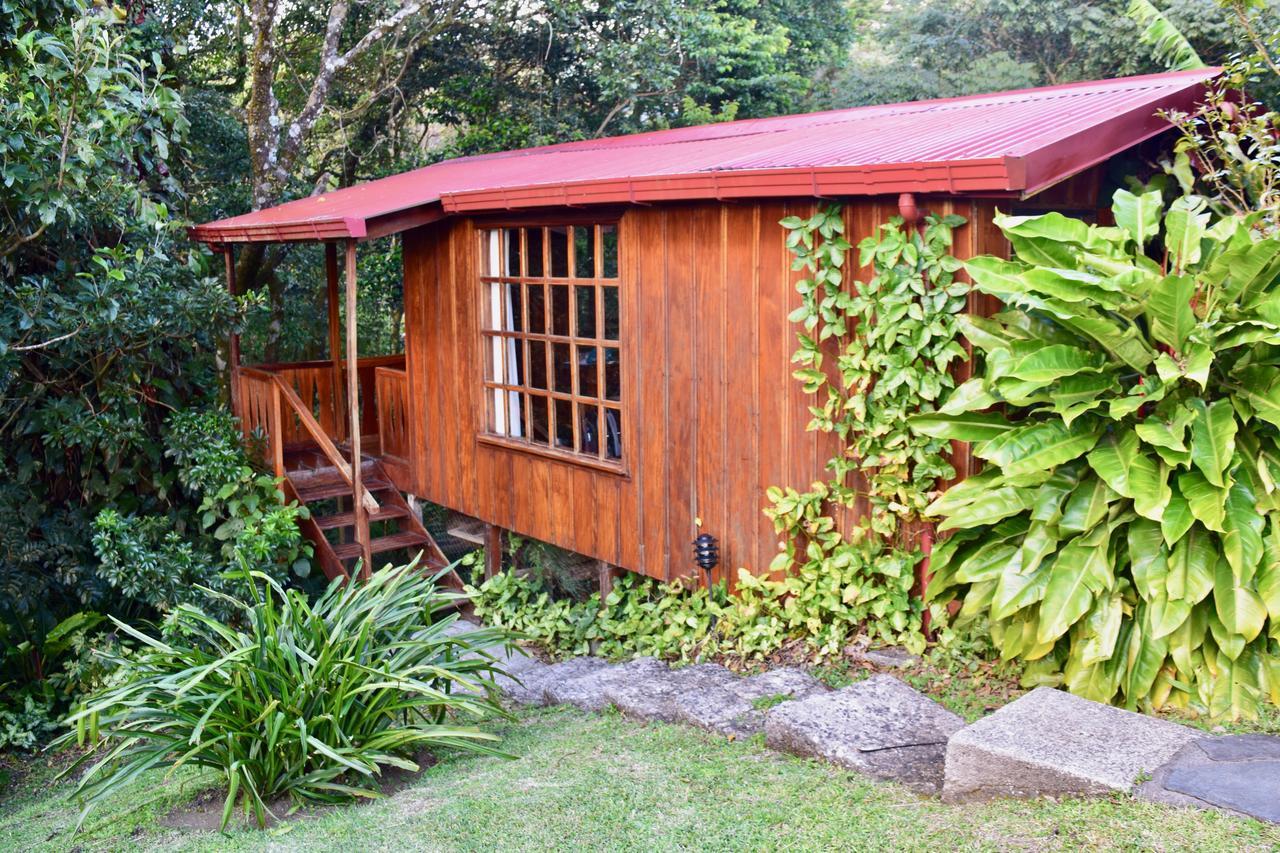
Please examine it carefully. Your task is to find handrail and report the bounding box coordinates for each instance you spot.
[272,375,380,514]
[243,354,405,374]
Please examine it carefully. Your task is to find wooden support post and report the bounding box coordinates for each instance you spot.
[484,524,503,581]
[224,247,241,416]
[345,240,373,578]
[325,242,343,439]
[596,560,621,606]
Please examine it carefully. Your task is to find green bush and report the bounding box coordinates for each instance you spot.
[914,189,1280,720]
[59,563,513,830]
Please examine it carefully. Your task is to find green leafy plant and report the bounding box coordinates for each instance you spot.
[914,190,1280,720]
[58,562,512,829]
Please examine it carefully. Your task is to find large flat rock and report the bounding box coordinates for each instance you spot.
[503,656,609,706]
[674,666,831,738]
[1138,735,1280,824]
[544,657,669,711]
[733,667,829,702]
[765,674,964,794]
[604,663,738,723]
[943,687,1202,802]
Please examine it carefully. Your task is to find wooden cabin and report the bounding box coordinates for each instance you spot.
[190,70,1213,590]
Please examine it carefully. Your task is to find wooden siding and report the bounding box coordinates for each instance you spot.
[401,197,1008,583]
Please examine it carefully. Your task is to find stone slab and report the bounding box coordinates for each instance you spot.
[1138,735,1280,824]
[943,687,1202,802]
[845,643,921,670]
[732,667,829,702]
[765,674,964,794]
[672,685,762,737]
[502,657,609,706]
[543,657,669,711]
[604,663,738,723]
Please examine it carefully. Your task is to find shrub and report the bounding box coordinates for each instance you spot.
[914,189,1280,720]
[59,563,513,830]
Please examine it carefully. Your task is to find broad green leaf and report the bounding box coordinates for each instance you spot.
[992,558,1053,620]
[1019,520,1060,576]
[1260,519,1280,620]
[1112,188,1162,247]
[1147,274,1195,350]
[1178,470,1226,532]
[1134,407,1193,454]
[1213,557,1267,642]
[1147,592,1192,639]
[1030,465,1085,524]
[1052,373,1119,426]
[1164,195,1210,272]
[1086,428,1167,519]
[909,411,1018,442]
[1080,592,1123,665]
[1037,524,1113,644]
[1208,647,1262,720]
[955,314,1014,352]
[1167,524,1215,603]
[925,469,1002,516]
[976,419,1103,478]
[938,377,997,415]
[1161,487,1195,547]
[1128,518,1168,600]
[954,542,1020,583]
[1124,615,1169,708]
[964,256,1031,302]
[1231,375,1280,430]
[1050,306,1155,371]
[1005,343,1106,384]
[1209,609,1248,661]
[1189,399,1237,488]
[1059,475,1118,534]
[935,485,1034,531]
[1169,602,1210,673]
[1222,477,1264,584]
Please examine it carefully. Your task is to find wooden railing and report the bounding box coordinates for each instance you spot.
[242,354,406,446]
[236,365,381,513]
[376,367,410,462]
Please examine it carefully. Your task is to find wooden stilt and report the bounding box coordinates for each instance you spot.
[325,242,343,439]
[596,560,622,605]
[345,239,373,577]
[484,524,503,580]
[224,247,241,416]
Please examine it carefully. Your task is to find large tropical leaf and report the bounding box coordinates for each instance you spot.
[975,419,1103,478]
[909,411,1018,442]
[1126,0,1205,71]
[1111,187,1163,247]
[1213,558,1267,642]
[1037,523,1114,644]
[1164,195,1210,272]
[1147,274,1196,350]
[1189,399,1237,488]
[1167,524,1215,603]
[1087,428,1170,520]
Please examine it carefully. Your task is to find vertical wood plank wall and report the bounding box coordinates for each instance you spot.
[401,196,1008,584]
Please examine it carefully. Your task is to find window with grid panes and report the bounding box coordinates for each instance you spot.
[479,224,622,466]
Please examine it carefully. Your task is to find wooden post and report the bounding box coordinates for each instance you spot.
[596,560,621,605]
[484,524,503,581]
[224,247,241,416]
[325,242,343,439]
[345,240,373,578]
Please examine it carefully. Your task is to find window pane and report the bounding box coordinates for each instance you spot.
[526,227,544,277]
[528,340,547,389]
[604,407,622,460]
[551,284,570,336]
[504,336,523,386]
[482,281,503,330]
[554,398,574,450]
[484,334,503,382]
[579,403,599,455]
[575,285,596,338]
[504,390,524,438]
[506,282,523,332]
[552,342,572,393]
[549,226,569,277]
[577,345,598,397]
[527,284,546,333]
[574,226,595,278]
[529,395,549,445]
[504,227,521,276]
[601,225,618,278]
[480,230,499,276]
[603,286,619,339]
[604,347,621,401]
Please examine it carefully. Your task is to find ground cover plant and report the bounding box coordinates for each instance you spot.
[58,563,513,830]
[913,189,1280,720]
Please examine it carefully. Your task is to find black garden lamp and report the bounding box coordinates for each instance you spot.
[693,533,719,572]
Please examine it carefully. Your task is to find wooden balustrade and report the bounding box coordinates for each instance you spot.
[375,367,410,462]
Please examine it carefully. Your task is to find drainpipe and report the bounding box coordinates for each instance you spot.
[897,192,920,229]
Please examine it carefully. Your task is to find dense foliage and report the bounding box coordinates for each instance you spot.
[60,564,511,829]
[914,192,1280,720]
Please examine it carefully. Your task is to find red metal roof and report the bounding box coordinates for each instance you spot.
[191,68,1217,244]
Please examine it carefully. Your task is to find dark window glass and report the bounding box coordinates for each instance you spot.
[603,286,619,340]
[604,408,622,460]
[579,403,599,455]
[551,285,570,336]
[528,340,547,389]
[601,225,618,278]
[526,227,544,277]
[578,345,598,397]
[529,395,549,445]
[527,284,546,334]
[504,227,521,276]
[549,226,569,277]
[574,226,595,278]
[604,347,621,401]
[506,283,523,332]
[575,285,596,338]
[553,342,573,393]
[554,398,574,449]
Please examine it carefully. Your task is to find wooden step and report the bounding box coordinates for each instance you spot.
[332,530,431,561]
[315,504,411,530]
[291,470,394,502]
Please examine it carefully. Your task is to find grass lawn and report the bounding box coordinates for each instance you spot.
[3,705,1278,852]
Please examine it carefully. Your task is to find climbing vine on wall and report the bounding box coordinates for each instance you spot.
[764,205,970,647]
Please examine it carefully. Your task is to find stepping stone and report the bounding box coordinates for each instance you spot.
[674,666,831,738]
[544,657,669,711]
[942,687,1202,802]
[504,657,610,706]
[845,643,920,670]
[765,674,963,794]
[1138,734,1280,824]
[605,663,738,723]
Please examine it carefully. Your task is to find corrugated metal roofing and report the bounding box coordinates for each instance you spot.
[191,68,1217,244]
